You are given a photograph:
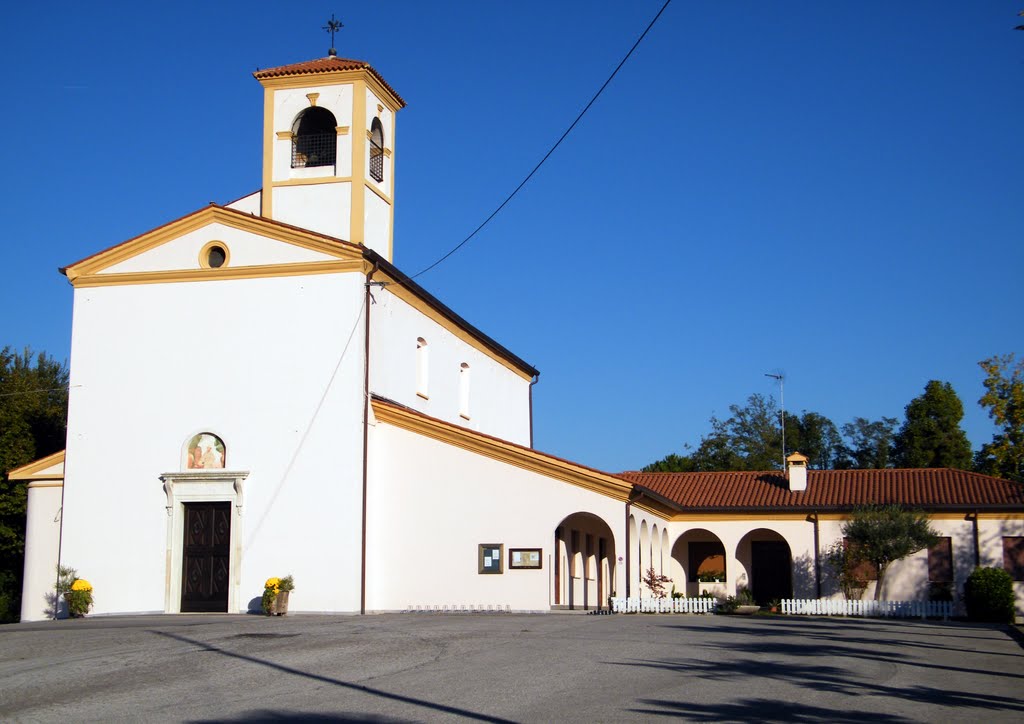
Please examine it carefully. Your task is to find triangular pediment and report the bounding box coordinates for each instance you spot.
[63,205,366,287]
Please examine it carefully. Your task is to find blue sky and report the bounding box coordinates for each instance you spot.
[1,1,1021,472]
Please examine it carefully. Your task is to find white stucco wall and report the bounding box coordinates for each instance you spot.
[369,287,532,445]
[226,191,261,215]
[20,484,63,621]
[100,222,339,274]
[60,270,368,615]
[273,182,352,241]
[363,187,390,259]
[365,422,626,612]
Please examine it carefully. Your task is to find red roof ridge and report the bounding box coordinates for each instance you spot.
[253,56,406,108]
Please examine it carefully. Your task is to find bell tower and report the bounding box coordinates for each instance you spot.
[254,51,405,261]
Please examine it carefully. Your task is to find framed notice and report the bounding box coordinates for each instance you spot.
[509,548,542,570]
[478,544,504,574]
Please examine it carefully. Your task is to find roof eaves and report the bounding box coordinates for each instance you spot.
[364,248,539,379]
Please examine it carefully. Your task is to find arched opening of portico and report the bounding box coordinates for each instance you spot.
[671,529,727,598]
[553,513,616,611]
[736,528,793,605]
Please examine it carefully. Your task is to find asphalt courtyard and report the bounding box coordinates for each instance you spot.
[1,612,1022,722]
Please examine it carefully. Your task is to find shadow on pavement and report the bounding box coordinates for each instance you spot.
[629,696,914,722]
[150,630,511,724]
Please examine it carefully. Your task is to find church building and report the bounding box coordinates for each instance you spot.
[14,50,1024,621]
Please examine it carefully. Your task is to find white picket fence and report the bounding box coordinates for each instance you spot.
[781,598,952,620]
[405,604,512,613]
[610,597,718,614]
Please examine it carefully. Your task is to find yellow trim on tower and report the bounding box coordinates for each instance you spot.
[366,182,392,205]
[271,176,353,187]
[335,126,350,136]
[72,259,363,288]
[276,131,294,140]
[306,92,320,106]
[262,87,275,217]
[387,110,396,261]
[27,481,64,488]
[350,79,367,246]
[372,400,632,502]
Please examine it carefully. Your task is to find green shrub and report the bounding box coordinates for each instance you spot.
[964,567,1015,623]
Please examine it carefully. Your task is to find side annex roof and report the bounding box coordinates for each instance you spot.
[372,396,632,503]
[620,469,1024,513]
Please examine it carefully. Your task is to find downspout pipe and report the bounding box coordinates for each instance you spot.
[360,262,379,615]
[625,489,642,598]
[808,512,821,598]
[528,373,539,449]
[968,511,980,567]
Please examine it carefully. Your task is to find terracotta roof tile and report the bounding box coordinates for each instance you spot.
[619,469,1024,512]
[253,56,406,108]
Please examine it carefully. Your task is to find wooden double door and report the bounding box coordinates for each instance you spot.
[181,502,231,613]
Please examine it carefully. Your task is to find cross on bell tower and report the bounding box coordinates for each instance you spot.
[323,14,344,57]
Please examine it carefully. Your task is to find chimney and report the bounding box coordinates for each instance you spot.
[786,452,809,492]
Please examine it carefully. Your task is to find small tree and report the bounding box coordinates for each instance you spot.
[641,566,672,599]
[841,505,940,600]
[823,540,870,600]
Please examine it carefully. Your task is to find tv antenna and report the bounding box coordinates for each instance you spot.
[765,372,785,470]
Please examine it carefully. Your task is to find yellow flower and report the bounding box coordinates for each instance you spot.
[71,579,92,592]
[265,577,281,591]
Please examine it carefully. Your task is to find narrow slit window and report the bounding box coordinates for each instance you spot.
[459,363,470,419]
[369,117,384,183]
[416,338,429,398]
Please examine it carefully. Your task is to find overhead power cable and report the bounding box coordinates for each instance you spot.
[409,0,674,280]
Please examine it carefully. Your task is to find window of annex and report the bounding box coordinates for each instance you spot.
[292,107,337,168]
[416,338,429,399]
[1004,537,1024,581]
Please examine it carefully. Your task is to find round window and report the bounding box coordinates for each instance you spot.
[206,245,227,268]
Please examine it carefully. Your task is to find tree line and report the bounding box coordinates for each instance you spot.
[0,347,68,623]
[643,354,1023,482]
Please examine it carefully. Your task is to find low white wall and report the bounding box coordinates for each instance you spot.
[365,422,625,611]
[20,484,63,622]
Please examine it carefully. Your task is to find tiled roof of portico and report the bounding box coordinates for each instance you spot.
[619,469,1024,512]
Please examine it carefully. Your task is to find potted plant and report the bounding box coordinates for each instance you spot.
[734,587,759,615]
[57,565,93,618]
[262,575,295,615]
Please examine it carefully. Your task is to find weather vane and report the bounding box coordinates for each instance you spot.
[323,14,344,56]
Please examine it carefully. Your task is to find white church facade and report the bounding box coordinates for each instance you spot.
[14,52,1024,621]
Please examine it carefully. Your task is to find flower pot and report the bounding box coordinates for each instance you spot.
[64,592,87,618]
[271,590,290,616]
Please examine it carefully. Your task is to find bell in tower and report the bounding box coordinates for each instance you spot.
[253,42,405,261]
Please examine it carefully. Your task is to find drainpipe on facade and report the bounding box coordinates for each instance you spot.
[968,510,981,567]
[528,374,539,449]
[360,262,379,615]
[624,489,641,599]
[808,512,821,598]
